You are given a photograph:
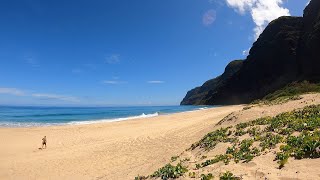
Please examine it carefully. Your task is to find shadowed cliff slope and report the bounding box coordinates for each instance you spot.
[181,0,320,105]
[181,60,243,105]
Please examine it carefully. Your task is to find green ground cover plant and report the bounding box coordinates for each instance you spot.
[151,163,188,179]
[219,171,240,180]
[252,81,320,105]
[137,104,320,179]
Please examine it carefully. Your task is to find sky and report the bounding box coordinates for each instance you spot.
[0,0,311,106]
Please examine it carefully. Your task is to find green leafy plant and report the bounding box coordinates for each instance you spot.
[171,156,179,162]
[259,133,283,150]
[275,152,290,169]
[151,163,188,179]
[201,173,214,180]
[247,126,261,136]
[189,172,196,178]
[220,171,240,180]
[191,127,232,150]
[201,155,229,167]
[134,175,148,180]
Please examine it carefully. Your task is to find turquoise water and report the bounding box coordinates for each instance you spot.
[0,105,213,127]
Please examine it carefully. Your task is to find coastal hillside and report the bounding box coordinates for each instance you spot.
[181,0,320,105]
[138,93,320,179]
[181,60,243,105]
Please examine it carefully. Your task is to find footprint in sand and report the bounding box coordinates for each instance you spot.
[251,170,265,179]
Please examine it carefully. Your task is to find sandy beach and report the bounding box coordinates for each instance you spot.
[0,105,243,180]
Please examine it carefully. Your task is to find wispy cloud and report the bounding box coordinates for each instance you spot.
[26,57,40,67]
[105,54,120,64]
[306,0,311,6]
[242,48,250,56]
[0,87,80,103]
[225,0,290,39]
[203,9,217,26]
[32,93,80,102]
[147,81,165,84]
[103,80,127,85]
[0,87,25,96]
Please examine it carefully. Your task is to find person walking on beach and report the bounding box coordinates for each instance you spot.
[42,136,47,149]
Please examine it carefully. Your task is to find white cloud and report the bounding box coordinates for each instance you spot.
[226,0,290,39]
[242,48,250,56]
[0,88,25,96]
[306,0,311,6]
[103,80,127,84]
[32,93,80,102]
[105,54,120,64]
[147,81,165,84]
[203,9,217,26]
[226,0,256,14]
[307,0,311,5]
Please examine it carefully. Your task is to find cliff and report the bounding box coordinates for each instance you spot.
[181,60,243,105]
[181,0,320,105]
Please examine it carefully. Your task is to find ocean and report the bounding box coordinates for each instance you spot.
[0,105,213,127]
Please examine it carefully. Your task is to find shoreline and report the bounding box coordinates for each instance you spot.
[0,106,216,129]
[0,105,243,179]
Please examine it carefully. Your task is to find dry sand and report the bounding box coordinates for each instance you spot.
[1,93,320,180]
[0,105,243,180]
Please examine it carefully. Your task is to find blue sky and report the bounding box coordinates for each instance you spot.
[0,0,310,106]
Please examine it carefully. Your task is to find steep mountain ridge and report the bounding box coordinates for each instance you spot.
[181,60,243,105]
[181,0,320,105]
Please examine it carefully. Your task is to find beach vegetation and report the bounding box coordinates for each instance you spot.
[219,171,240,180]
[134,175,148,180]
[200,154,229,168]
[252,81,320,105]
[138,105,320,178]
[171,156,179,162]
[181,157,190,162]
[193,105,320,169]
[200,173,214,180]
[151,163,188,179]
[259,133,283,150]
[190,127,232,151]
[200,155,207,160]
[189,172,196,178]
